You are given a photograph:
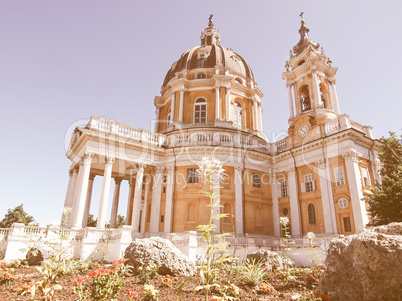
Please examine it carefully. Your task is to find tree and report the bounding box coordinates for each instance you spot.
[366,131,402,225]
[87,214,97,227]
[116,214,126,227]
[0,204,37,228]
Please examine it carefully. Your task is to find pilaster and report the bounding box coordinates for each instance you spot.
[149,166,164,233]
[287,167,301,237]
[234,166,243,235]
[164,166,175,233]
[270,170,280,236]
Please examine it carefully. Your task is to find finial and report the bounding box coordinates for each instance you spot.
[327,57,332,67]
[299,12,305,25]
[285,60,290,72]
[208,14,214,27]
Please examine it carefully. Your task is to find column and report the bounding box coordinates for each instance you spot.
[213,171,221,233]
[131,164,145,232]
[97,156,115,229]
[343,151,368,232]
[110,177,122,228]
[126,179,135,225]
[286,83,295,118]
[61,168,77,227]
[316,160,337,234]
[178,89,184,123]
[225,87,231,121]
[140,174,151,233]
[149,166,163,233]
[252,98,258,130]
[329,79,340,115]
[83,173,96,227]
[311,68,321,108]
[287,167,301,237]
[71,153,94,228]
[170,92,175,124]
[235,167,243,235]
[215,86,220,120]
[294,84,301,114]
[271,170,280,237]
[164,167,174,233]
[257,103,263,132]
[155,105,161,132]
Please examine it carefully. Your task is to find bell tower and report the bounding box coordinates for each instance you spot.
[283,14,341,140]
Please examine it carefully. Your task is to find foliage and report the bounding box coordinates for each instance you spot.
[0,261,18,286]
[366,131,402,225]
[279,217,297,283]
[0,204,37,228]
[238,258,269,287]
[116,214,126,227]
[195,157,234,301]
[87,214,97,227]
[137,264,158,284]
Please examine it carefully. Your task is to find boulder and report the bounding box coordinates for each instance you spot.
[319,223,402,301]
[246,249,283,271]
[124,237,196,276]
[26,239,73,265]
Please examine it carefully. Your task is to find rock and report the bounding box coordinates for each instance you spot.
[246,249,283,271]
[26,238,73,265]
[319,223,402,301]
[124,237,196,276]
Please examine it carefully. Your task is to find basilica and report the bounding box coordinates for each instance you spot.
[63,16,380,239]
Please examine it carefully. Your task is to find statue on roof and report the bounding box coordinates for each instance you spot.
[208,14,214,27]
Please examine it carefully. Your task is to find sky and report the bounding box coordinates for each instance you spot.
[0,1,401,227]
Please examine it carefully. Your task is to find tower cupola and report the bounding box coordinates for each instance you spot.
[200,14,221,46]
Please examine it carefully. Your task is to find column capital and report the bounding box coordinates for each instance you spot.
[343,151,359,163]
[114,177,123,185]
[286,83,293,89]
[287,167,296,175]
[234,166,243,173]
[167,166,175,173]
[316,159,327,170]
[137,163,146,173]
[328,78,336,85]
[154,166,164,174]
[89,173,96,181]
[68,169,74,177]
[105,156,115,165]
[82,152,94,164]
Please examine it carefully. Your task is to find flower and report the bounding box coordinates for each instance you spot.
[113,258,125,266]
[306,232,315,239]
[128,289,138,299]
[280,216,290,225]
[137,266,143,271]
[74,277,84,285]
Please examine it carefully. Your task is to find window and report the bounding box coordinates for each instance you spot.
[252,172,261,188]
[162,186,166,194]
[334,166,345,186]
[187,168,199,184]
[197,73,206,79]
[300,85,311,111]
[194,98,207,124]
[343,217,352,232]
[280,181,288,197]
[160,215,164,223]
[282,208,289,216]
[233,101,243,129]
[302,174,315,193]
[167,108,172,125]
[308,204,316,225]
[361,168,370,187]
[338,198,349,209]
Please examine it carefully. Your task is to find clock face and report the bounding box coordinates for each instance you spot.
[298,125,309,138]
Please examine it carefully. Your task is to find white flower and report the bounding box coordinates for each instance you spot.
[306,232,315,239]
[280,216,290,226]
[291,293,301,300]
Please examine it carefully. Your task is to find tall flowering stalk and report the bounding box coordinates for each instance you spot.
[195,157,233,301]
[279,217,296,283]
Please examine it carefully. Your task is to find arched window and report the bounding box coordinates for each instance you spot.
[167,108,172,125]
[223,203,232,224]
[233,100,243,129]
[187,203,196,222]
[197,73,206,79]
[194,98,207,124]
[308,204,316,225]
[300,85,311,111]
[252,172,261,188]
[319,83,328,108]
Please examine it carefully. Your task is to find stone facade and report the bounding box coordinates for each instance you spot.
[62,17,380,241]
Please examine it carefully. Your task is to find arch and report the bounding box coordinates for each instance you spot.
[234,77,243,84]
[252,172,261,188]
[187,203,196,222]
[233,100,243,129]
[197,73,206,79]
[308,203,316,224]
[300,85,311,111]
[194,98,207,124]
[319,83,329,108]
[223,203,232,224]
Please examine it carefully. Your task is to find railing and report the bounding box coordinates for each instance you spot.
[275,139,287,153]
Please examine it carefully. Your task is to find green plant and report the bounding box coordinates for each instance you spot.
[194,157,234,301]
[0,262,17,286]
[238,258,269,287]
[279,216,297,283]
[142,284,159,300]
[137,264,158,283]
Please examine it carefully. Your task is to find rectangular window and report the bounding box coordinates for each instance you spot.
[361,168,370,187]
[343,217,352,232]
[187,168,199,184]
[280,181,288,197]
[160,215,164,223]
[162,186,166,194]
[334,166,345,186]
[303,174,315,192]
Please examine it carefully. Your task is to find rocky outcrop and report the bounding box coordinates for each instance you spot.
[246,249,283,271]
[124,237,196,276]
[319,223,402,301]
[26,239,73,265]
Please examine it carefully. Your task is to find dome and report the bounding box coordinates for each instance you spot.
[162,17,256,88]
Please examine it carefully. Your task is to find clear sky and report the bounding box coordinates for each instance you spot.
[0,1,401,227]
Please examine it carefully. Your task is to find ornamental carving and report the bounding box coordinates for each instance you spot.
[343,151,359,163]
[287,167,296,175]
[154,166,164,174]
[315,159,327,169]
[105,156,115,165]
[82,152,94,163]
